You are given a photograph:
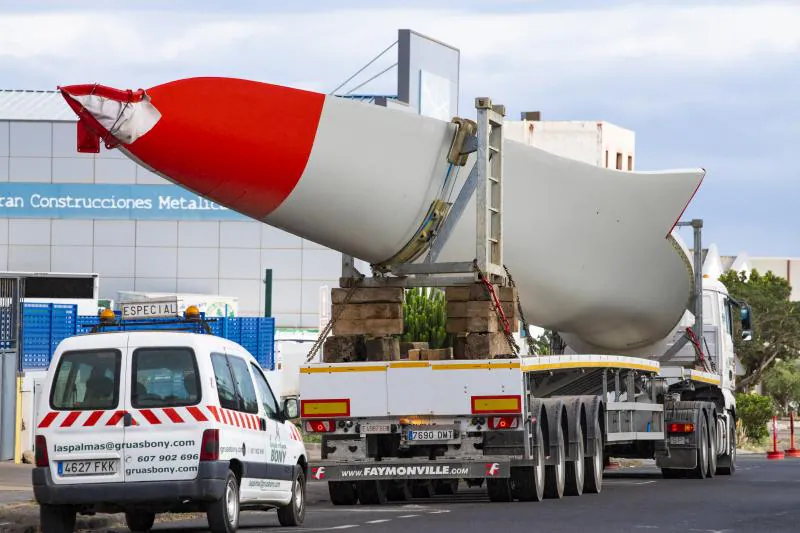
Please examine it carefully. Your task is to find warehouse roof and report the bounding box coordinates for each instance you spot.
[0,90,77,121]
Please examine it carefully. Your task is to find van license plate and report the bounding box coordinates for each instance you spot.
[59,460,118,476]
[408,429,454,441]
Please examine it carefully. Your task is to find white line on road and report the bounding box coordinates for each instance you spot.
[398,515,419,518]
[428,510,451,514]
[366,519,392,524]
[330,526,359,530]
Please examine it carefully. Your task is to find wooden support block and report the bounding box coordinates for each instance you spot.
[400,341,429,358]
[333,318,404,336]
[332,302,403,320]
[332,287,404,304]
[365,336,401,361]
[445,284,517,303]
[422,347,453,361]
[446,301,516,319]
[408,348,422,361]
[453,333,513,359]
[322,335,365,363]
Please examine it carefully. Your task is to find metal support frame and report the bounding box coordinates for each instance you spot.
[339,97,508,288]
[660,219,705,364]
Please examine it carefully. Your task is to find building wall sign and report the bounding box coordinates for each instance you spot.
[0,183,249,220]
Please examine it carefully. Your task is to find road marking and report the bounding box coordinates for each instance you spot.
[398,515,419,518]
[429,510,451,514]
[330,526,359,530]
[366,519,391,524]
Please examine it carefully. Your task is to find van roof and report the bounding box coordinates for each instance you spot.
[54,331,255,359]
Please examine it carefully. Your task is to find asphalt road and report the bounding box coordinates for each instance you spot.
[153,456,800,533]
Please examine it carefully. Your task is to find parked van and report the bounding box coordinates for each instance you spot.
[32,328,307,533]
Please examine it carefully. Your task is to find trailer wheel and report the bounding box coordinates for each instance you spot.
[717,423,736,475]
[512,421,545,502]
[487,478,513,502]
[329,481,358,505]
[691,416,709,480]
[565,422,585,496]
[544,420,566,499]
[583,416,603,494]
[358,480,387,505]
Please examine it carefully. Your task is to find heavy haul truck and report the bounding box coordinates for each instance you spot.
[58,78,753,505]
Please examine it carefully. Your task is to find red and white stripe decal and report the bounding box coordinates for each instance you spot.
[37,405,268,431]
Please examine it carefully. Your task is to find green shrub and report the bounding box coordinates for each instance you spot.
[735,392,775,444]
[402,288,448,349]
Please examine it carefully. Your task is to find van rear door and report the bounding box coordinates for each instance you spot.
[40,342,128,485]
[123,338,206,483]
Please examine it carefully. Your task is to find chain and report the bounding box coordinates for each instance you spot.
[305,274,365,363]
[472,260,520,357]
[502,264,537,356]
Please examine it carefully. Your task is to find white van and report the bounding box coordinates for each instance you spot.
[32,330,307,533]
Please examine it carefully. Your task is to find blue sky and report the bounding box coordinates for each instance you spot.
[0,0,797,257]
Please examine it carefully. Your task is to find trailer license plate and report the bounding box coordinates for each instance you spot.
[58,459,118,476]
[669,436,687,445]
[361,423,391,434]
[408,429,454,441]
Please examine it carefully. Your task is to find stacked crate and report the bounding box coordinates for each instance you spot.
[322,287,404,363]
[446,283,518,359]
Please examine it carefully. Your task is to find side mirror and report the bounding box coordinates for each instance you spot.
[740,304,753,341]
[283,397,300,420]
[741,330,753,342]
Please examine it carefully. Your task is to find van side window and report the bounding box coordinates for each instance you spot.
[211,353,239,411]
[250,363,279,418]
[50,350,121,411]
[132,348,200,408]
[227,356,260,414]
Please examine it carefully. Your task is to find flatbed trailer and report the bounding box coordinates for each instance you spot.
[298,96,750,504]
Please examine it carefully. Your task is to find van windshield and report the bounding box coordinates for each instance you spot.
[132,347,200,408]
[51,350,121,410]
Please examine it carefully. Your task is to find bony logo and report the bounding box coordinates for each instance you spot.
[312,466,326,480]
[486,463,500,477]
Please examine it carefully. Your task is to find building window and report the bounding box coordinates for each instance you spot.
[616,152,623,170]
[605,151,609,168]
[628,155,633,171]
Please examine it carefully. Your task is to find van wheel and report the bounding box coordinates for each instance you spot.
[278,468,306,526]
[207,470,240,533]
[40,504,75,533]
[125,510,156,532]
[329,481,358,505]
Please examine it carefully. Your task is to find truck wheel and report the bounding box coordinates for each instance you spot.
[433,479,459,495]
[207,470,240,533]
[40,504,76,533]
[565,423,585,496]
[329,481,359,505]
[487,478,513,502]
[125,510,156,532]
[706,415,717,478]
[544,421,566,499]
[583,417,603,494]
[411,480,435,499]
[717,424,736,475]
[691,417,709,480]
[277,467,306,526]
[358,480,387,505]
[386,481,412,501]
